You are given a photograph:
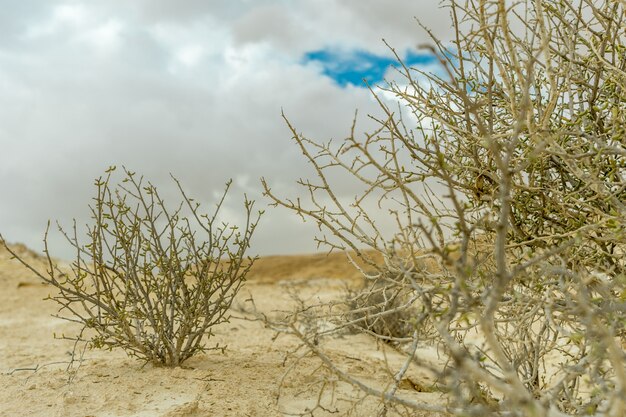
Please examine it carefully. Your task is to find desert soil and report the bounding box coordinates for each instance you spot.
[0,244,443,417]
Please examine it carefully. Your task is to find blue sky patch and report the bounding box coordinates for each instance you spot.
[303,49,436,87]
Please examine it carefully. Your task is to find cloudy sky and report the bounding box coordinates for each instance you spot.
[0,0,452,259]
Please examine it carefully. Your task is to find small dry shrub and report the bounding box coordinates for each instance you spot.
[1,166,261,367]
[345,274,434,343]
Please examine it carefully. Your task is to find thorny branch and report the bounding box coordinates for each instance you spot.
[263,0,626,416]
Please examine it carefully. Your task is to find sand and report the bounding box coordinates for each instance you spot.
[0,244,444,417]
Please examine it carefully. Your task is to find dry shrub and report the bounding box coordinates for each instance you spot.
[345,273,437,345]
[346,278,417,342]
[1,166,261,367]
[263,0,626,415]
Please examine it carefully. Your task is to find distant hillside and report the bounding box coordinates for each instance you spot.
[245,250,383,284]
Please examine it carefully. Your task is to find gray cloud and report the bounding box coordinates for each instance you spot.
[231,0,455,55]
[0,0,55,45]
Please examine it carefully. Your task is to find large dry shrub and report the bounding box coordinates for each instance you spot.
[1,166,261,367]
[263,0,626,415]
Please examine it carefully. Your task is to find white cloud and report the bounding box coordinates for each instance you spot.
[54,3,86,23]
[175,44,204,67]
[23,4,86,39]
[81,19,124,50]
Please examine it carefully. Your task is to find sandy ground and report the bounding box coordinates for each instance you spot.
[0,244,444,417]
